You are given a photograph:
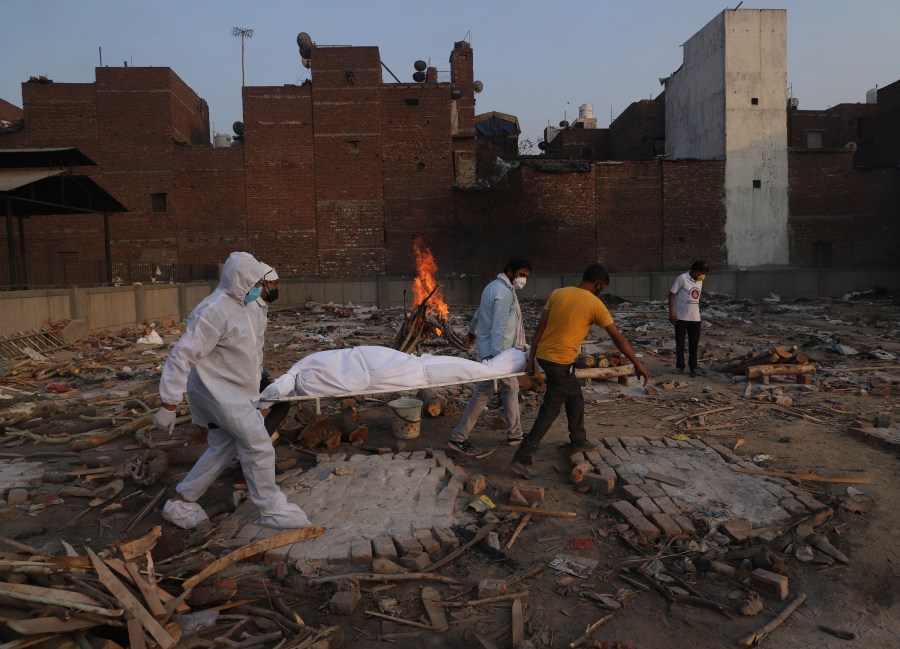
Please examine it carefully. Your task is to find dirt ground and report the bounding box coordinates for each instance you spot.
[1,290,899,649]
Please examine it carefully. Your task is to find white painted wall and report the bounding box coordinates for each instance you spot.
[665,9,789,267]
[723,9,789,266]
[664,11,726,160]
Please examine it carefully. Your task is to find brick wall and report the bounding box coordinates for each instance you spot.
[875,79,900,165]
[609,99,666,160]
[543,128,610,160]
[0,97,23,122]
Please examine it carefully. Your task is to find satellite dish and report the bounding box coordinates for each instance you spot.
[413,60,427,72]
[297,32,314,58]
[844,141,858,153]
[412,71,426,83]
[233,121,244,136]
[473,80,484,93]
[537,140,548,150]
[301,57,311,69]
[450,88,463,100]
[559,120,569,128]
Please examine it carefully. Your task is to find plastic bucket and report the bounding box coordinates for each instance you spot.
[387,398,423,439]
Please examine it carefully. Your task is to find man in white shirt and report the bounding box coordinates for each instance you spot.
[668,261,709,378]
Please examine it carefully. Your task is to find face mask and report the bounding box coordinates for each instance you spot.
[697,274,707,282]
[594,283,604,296]
[263,287,280,304]
[513,277,527,290]
[244,286,263,304]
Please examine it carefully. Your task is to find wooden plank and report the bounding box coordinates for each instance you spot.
[746,363,816,378]
[574,365,635,380]
[497,504,577,518]
[421,586,449,633]
[511,597,524,646]
[6,616,97,635]
[124,560,167,619]
[182,525,326,592]
[0,581,122,617]
[733,467,871,484]
[127,619,148,649]
[86,547,176,649]
[645,471,686,488]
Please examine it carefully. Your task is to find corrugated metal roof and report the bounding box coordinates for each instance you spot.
[0,147,96,168]
[0,168,65,191]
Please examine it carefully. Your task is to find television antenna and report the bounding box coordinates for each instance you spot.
[232,27,254,87]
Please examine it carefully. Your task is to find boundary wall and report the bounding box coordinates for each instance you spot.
[2,268,898,338]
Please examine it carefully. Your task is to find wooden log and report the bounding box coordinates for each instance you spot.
[574,365,635,380]
[435,591,529,607]
[596,356,611,368]
[423,523,497,573]
[421,586,449,633]
[298,415,341,449]
[746,363,816,378]
[0,581,123,617]
[574,354,596,369]
[335,413,367,444]
[568,613,614,648]
[68,411,156,452]
[789,351,809,364]
[738,593,807,647]
[418,388,447,417]
[0,400,62,427]
[167,444,208,465]
[497,504,577,518]
[263,402,292,436]
[182,525,326,592]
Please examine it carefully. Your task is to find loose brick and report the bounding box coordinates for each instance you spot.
[750,569,789,600]
[414,529,441,554]
[638,481,666,499]
[432,527,459,548]
[393,535,421,556]
[466,475,486,495]
[372,535,398,559]
[569,451,587,465]
[330,590,361,615]
[672,515,697,534]
[635,497,661,516]
[583,471,616,495]
[6,489,28,506]
[627,515,661,539]
[372,558,408,574]
[621,485,649,502]
[397,552,430,571]
[779,497,808,517]
[652,496,680,517]
[350,540,373,566]
[650,512,682,537]
[610,500,642,520]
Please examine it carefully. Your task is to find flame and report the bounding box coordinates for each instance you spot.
[412,236,449,318]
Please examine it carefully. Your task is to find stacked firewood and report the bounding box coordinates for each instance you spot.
[271,403,368,450]
[717,345,811,375]
[574,351,632,369]
[393,288,467,355]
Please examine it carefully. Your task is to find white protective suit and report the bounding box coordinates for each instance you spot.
[159,252,310,529]
[260,346,527,400]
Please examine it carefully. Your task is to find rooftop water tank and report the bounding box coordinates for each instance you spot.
[214,133,232,148]
[866,87,878,104]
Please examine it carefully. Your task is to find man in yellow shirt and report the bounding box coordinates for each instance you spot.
[510,264,651,479]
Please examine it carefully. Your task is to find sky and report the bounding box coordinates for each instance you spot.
[3,1,899,145]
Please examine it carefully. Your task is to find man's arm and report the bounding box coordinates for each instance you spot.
[604,323,651,385]
[527,310,550,376]
[668,292,677,325]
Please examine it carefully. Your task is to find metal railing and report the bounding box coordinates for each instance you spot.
[0,257,219,290]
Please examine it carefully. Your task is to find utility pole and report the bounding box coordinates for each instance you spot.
[232,27,254,87]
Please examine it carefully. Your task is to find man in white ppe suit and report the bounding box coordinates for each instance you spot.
[152,252,311,529]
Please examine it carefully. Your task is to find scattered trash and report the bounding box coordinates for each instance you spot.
[829,344,858,355]
[846,486,865,496]
[137,329,164,345]
[467,494,496,512]
[549,555,598,579]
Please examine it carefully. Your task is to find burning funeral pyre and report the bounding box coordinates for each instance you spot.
[394,237,467,354]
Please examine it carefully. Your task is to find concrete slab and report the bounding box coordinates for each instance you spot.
[236,454,471,570]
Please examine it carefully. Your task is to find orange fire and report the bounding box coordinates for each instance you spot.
[412,236,449,318]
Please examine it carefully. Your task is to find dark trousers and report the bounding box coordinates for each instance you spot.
[514,358,586,464]
[674,320,702,371]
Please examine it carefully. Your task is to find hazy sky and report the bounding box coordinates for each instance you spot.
[3,1,898,144]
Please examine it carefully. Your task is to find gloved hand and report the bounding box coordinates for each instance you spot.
[153,407,177,434]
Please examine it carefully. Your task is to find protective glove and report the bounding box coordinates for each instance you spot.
[153,407,177,434]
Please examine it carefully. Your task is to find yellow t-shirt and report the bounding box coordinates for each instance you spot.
[536,287,614,364]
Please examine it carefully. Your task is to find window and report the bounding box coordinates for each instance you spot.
[347,140,359,153]
[151,193,167,212]
[806,131,824,149]
[580,147,593,158]
[752,180,761,189]
[751,97,759,105]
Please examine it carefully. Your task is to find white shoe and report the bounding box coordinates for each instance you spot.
[162,499,209,530]
[258,503,312,529]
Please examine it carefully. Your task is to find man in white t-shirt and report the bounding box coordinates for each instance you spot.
[668,261,709,377]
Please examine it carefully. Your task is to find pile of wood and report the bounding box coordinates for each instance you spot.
[0,525,339,649]
[393,287,467,355]
[575,352,632,370]
[416,387,461,418]
[717,345,816,383]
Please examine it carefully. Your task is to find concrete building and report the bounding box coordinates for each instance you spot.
[664,9,789,267]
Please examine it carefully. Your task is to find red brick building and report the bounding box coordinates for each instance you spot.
[1,41,897,286]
